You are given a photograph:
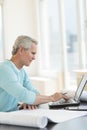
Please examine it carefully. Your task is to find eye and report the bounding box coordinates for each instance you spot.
[32,52,36,55]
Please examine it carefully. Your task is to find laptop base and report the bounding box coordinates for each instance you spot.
[49,102,80,109]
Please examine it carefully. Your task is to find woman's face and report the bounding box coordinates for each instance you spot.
[20,43,37,67]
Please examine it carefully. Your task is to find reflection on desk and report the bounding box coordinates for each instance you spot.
[48,116,87,130]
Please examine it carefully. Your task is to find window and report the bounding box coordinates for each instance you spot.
[37,0,87,89]
[38,0,63,76]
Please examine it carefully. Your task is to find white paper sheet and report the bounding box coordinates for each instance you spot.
[0,109,87,128]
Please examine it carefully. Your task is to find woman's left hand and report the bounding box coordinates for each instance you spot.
[18,103,38,110]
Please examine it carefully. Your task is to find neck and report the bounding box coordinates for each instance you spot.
[10,56,23,69]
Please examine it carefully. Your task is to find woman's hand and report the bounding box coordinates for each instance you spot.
[50,92,68,102]
[18,103,38,110]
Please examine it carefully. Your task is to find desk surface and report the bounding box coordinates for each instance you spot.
[0,116,87,130]
[0,102,87,130]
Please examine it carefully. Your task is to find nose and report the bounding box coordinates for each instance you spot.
[32,55,36,60]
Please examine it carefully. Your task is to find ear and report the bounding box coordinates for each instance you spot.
[18,47,24,55]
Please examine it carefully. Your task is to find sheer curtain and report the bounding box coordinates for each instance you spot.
[37,0,87,90]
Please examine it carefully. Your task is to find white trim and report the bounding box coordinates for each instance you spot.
[58,0,68,88]
[76,0,86,68]
[83,0,87,68]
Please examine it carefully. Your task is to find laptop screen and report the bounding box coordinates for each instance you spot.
[74,74,87,101]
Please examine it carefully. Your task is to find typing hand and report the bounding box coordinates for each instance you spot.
[50,92,68,102]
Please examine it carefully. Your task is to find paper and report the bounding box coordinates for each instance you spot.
[0,111,48,128]
[0,109,87,128]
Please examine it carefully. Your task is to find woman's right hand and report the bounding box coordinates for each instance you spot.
[50,92,68,102]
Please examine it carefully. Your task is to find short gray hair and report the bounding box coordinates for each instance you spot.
[12,35,38,55]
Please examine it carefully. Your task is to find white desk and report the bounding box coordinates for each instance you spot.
[0,102,87,130]
[0,115,87,130]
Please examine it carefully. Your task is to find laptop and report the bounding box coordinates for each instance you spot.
[49,74,87,109]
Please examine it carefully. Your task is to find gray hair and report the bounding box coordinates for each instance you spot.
[12,35,38,55]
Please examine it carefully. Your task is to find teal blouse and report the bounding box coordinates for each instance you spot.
[0,60,39,112]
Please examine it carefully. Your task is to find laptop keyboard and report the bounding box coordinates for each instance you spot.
[50,99,66,105]
[49,98,76,106]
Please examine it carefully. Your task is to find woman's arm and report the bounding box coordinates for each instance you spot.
[33,92,68,105]
[18,92,68,110]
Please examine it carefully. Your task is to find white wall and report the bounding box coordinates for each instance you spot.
[2,0,38,75]
[1,0,63,93]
